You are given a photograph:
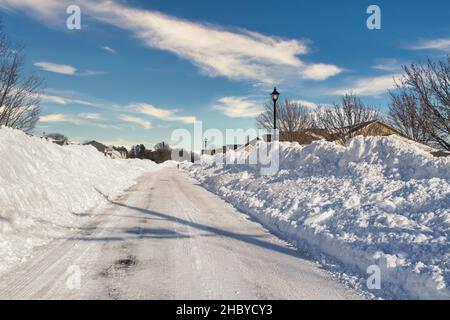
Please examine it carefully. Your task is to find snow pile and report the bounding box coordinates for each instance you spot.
[185,136,450,299]
[0,127,160,274]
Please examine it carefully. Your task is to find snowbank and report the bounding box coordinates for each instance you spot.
[0,127,160,274]
[184,136,450,299]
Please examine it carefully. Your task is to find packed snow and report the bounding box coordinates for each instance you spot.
[0,127,160,275]
[184,136,450,299]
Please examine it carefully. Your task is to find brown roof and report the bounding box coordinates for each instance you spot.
[280,120,405,145]
[347,120,404,137]
[83,140,107,153]
[280,128,335,144]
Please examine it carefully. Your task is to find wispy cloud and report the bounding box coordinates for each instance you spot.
[101,46,117,54]
[41,91,196,124]
[410,38,450,52]
[41,94,100,107]
[4,0,343,83]
[39,113,72,123]
[78,70,106,77]
[34,61,104,77]
[213,96,263,118]
[127,103,196,124]
[290,99,321,110]
[78,113,103,120]
[34,61,77,75]
[332,74,400,96]
[118,115,151,129]
[372,58,402,72]
[39,113,120,129]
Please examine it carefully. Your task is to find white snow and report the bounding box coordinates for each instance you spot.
[184,135,450,300]
[0,127,160,275]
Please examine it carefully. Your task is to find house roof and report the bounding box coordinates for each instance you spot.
[83,140,107,153]
[346,120,405,137]
[280,120,407,145]
[280,129,334,144]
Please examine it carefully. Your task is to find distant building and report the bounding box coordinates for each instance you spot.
[83,140,108,153]
[41,133,70,146]
[82,141,128,159]
[105,146,128,159]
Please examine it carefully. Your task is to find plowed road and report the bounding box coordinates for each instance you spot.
[0,168,360,299]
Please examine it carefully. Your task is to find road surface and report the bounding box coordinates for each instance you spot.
[0,168,360,299]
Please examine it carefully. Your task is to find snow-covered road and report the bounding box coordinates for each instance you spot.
[0,168,360,299]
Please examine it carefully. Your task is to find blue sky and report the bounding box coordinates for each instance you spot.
[1,0,449,150]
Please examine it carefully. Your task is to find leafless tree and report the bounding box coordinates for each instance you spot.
[154,141,172,151]
[392,57,450,150]
[315,94,379,144]
[0,22,43,133]
[388,87,430,144]
[256,99,313,141]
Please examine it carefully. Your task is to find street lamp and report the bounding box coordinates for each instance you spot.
[271,87,280,130]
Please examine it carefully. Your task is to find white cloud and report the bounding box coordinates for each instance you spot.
[302,63,343,81]
[39,114,71,123]
[411,38,450,52]
[372,58,401,72]
[290,99,320,110]
[78,70,106,77]
[33,62,104,77]
[101,46,117,54]
[118,115,151,129]
[40,91,196,124]
[78,113,103,120]
[41,94,99,107]
[333,74,400,96]
[40,113,120,129]
[213,96,263,118]
[3,0,343,83]
[127,103,196,124]
[34,61,77,75]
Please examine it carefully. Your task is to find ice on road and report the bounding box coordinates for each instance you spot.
[0,168,360,299]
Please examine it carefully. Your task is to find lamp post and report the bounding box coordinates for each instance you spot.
[271,87,280,130]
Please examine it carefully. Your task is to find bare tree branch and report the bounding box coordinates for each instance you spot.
[315,94,379,144]
[0,22,43,133]
[391,56,450,150]
[256,99,313,141]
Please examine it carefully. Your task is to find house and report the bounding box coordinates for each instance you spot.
[280,120,405,145]
[105,146,128,159]
[83,140,108,153]
[49,138,70,146]
[280,128,334,145]
[279,120,449,157]
[41,133,70,146]
[344,120,405,138]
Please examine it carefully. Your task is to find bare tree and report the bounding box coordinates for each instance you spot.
[315,94,379,144]
[256,99,313,141]
[388,87,430,143]
[154,141,172,151]
[393,57,450,150]
[0,22,43,133]
[152,141,172,163]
